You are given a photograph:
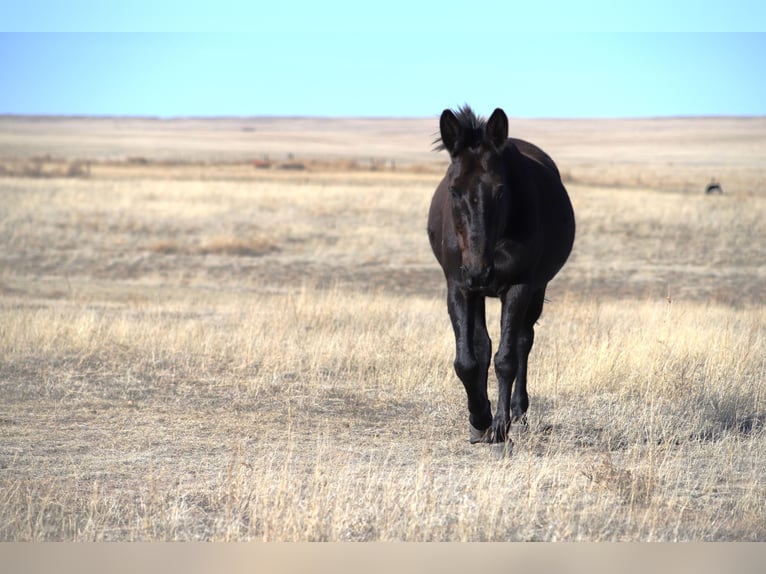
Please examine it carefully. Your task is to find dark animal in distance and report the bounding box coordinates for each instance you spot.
[705,178,723,194]
[427,106,575,444]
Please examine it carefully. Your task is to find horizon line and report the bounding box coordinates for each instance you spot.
[2,112,765,122]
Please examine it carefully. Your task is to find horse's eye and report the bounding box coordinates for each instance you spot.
[449,186,459,197]
[494,184,505,198]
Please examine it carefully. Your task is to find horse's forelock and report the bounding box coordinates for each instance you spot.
[434,105,488,153]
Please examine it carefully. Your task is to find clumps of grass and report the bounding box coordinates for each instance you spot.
[148,240,183,255]
[582,455,656,506]
[0,157,91,178]
[149,234,279,257]
[197,235,279,257]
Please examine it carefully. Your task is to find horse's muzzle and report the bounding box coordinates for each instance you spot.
[461,265,494,291]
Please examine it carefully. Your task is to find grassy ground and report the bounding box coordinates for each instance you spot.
[1,116,765,540]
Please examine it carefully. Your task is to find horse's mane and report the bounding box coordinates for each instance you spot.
[433,104,487,152]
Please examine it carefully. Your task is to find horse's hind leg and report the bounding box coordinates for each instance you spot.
[493,285,544,440]
[510,286,546,422]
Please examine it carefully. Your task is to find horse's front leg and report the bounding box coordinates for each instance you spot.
[492,284,534,442]
[447,284,492,443]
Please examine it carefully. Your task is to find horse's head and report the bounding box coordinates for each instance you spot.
[439,106,509,290]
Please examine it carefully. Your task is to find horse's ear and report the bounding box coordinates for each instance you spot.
[439,109,461,155]
[486,108,508,150]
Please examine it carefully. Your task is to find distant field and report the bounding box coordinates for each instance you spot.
[1,115,765,540]
[2,114,765,190]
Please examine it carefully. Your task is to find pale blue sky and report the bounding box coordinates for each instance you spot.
[1,1,765,118]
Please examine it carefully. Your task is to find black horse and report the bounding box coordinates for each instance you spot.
[427,106,575,444]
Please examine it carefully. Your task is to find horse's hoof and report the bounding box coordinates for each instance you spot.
[469,423,492,444]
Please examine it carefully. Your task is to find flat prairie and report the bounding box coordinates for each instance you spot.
[1,115,765,540]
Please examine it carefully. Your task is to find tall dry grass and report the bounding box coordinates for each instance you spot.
[1,288,764,540]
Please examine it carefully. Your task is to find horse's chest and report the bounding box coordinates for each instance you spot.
[494,239,539,282]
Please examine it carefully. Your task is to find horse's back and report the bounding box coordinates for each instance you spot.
[510,138,560,178]
[506,138,574,283]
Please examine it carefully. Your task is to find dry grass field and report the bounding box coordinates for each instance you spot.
[1,115,765,541]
